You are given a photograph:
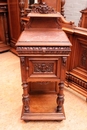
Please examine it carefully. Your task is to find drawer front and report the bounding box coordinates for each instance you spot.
[28,58,59,77]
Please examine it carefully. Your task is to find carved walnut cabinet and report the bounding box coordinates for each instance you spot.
[16,10,71,121]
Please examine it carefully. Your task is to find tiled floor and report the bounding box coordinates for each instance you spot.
[0,51,87,130]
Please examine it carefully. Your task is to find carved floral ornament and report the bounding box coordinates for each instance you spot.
[31,2,56,14]
[34,63,54,72]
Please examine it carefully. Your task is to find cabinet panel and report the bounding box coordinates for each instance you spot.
[7,0,21,48]
[28,59,57,77]
[0,14,5,43]
[0,2,10,52]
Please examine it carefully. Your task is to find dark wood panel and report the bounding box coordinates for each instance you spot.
[7,0,21,48]
[0,1,10,52]
[0,14,5,42]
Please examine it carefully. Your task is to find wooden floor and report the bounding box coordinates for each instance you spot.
[0,51,87,130]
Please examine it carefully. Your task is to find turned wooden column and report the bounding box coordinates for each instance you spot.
[57,57,67,112]
[19,0,26,31]
[19,0,25,17]
[57,82,64,112]
[20,57,30,113]
[22,82,30,113]
[61,0,65,17]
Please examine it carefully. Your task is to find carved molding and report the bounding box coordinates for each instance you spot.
[66,73,87,91]
[17,46,71,54]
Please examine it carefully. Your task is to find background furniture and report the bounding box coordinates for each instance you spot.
[0,0,10,52]
[63,26,87,101]
[78,8,87,28]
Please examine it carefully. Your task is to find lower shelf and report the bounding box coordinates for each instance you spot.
[21,94,65,121]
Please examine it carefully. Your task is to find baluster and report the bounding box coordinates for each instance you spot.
[19,0,25,17]
[61,0,65,17]
[22,82,30,113]
[57,82,64,112]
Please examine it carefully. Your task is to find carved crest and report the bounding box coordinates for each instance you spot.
[31,2,56,14]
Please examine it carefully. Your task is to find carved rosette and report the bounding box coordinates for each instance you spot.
[17,46,71,55]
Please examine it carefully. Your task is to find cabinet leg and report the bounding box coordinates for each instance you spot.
[22,82,30,113]
[57,82,64,112]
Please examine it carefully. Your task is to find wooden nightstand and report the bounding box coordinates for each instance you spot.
[16,10,71,121]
